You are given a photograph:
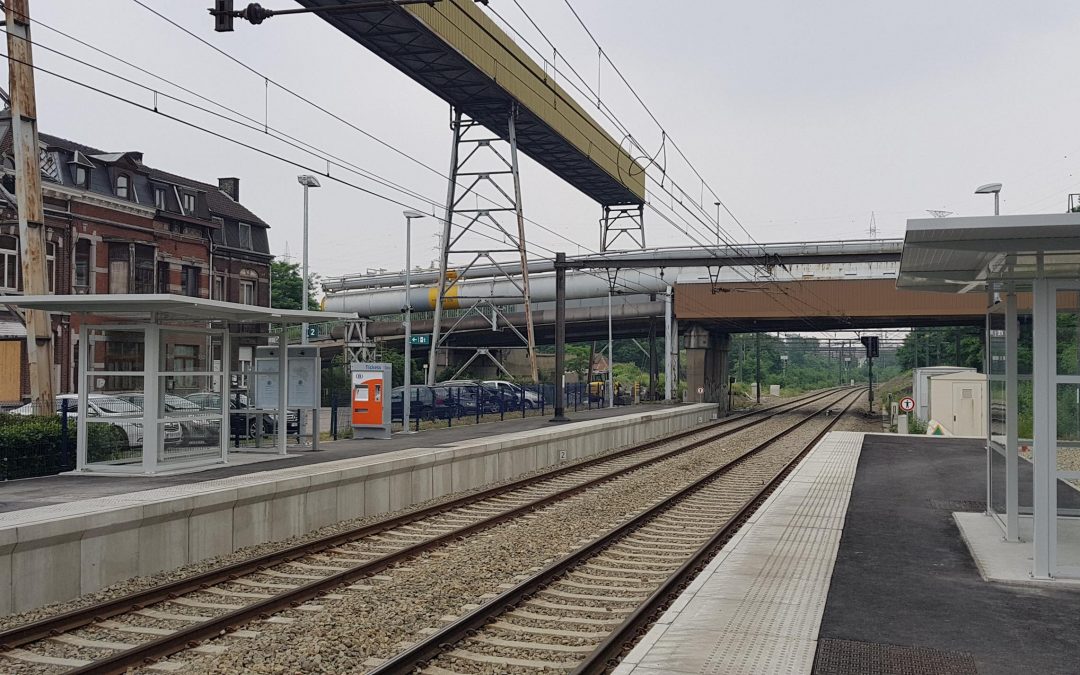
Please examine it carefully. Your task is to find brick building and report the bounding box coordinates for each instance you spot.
[0,113,274,403]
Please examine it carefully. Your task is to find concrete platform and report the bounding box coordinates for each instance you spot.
[955,512,1080,588]
[613,432,865,675]
[0,403,671,513]
[816,435,1080,675]
[615,433,1080,675]
[0,403,716,616]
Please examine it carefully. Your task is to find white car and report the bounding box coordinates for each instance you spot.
[12,394,179,447]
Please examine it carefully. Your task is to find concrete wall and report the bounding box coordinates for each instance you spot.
[0,403,715,616]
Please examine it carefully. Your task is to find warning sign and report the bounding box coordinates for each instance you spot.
[899,396,915,413]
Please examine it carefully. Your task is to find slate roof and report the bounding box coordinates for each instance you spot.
[36,132,269,227]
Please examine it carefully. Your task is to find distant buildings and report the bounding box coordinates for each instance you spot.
[0,111,273,403]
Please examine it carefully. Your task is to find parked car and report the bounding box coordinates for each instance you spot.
[185,392,299,438]
[438,380,504,413]
[115,393,219,445]
[390,385,457,421]
[485,380,541,409]
[443,386,487,415]
[9,394,170,447]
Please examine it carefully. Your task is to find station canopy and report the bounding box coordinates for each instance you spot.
[898,213,1080,292]
[10,294,356,323]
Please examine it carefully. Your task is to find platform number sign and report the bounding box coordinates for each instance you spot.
[900,397,915,413]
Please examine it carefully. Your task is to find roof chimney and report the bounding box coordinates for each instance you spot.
[218,177,239,202]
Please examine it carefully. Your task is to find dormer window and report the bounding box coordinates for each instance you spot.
[182,193,195,214]
[115,174,130,200]
[154,187,166,210]
[68,151,94,189]
[71,165,89,189]
[238,222,252,249]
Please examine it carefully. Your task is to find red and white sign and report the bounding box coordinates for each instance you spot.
[899,396,915,413]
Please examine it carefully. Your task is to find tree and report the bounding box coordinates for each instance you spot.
[271,260,319,310]
[895,326,982,371]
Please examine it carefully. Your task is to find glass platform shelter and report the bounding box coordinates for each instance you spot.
[899,213,1080,579]
[10,295,354,475]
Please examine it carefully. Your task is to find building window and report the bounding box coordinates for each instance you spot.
[74,239,91,294]
[109,243,156,294]
[238,223,252,249]
[157,263,170,294]
[0,235,17,291]
[181,265,200,297]
[240,279,255,305]
[182,193,195,214]
[115,174,130,200]
[46,241,55,294]
[109,244,129,294]
[133,245,155,293]
[71,165,89,189]
[104,340,144,391]
[154,187,166,210]
[213,274,225,301]
[172,344,198,371]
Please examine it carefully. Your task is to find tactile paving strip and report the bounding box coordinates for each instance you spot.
[813,638,978,675]
[615,432,865,675]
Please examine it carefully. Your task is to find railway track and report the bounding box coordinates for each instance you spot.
[369,388,863,675]
[0,389,850,674]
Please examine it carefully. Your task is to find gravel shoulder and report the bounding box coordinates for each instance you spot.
[159,391,858,674]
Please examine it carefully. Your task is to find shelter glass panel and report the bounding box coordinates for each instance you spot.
[1055,289,1080,576]
[158,329,225,465]
[1056,290,1080,377]
[83,369,145,469]
[988,306,1007,518]
[157,374,224,465]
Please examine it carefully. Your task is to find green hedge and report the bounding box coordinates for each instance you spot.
[0,414,131,479]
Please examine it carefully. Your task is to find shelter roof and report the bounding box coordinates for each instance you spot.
[7,295,355,324]
[898,213,1080,293]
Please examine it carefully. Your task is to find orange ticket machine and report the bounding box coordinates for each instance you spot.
[351,362,392,440]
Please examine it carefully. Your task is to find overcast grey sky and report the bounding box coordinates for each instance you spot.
[19,1,1080,279]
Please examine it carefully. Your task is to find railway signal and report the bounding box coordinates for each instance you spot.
[861,335,880,413]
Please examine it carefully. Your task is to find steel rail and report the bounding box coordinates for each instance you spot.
[14,390,845,673]
[0,391,836,653]
[367,388,861,674]
[572,390,863,674]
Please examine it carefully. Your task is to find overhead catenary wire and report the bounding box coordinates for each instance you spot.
[31,5,853,324]
[7,16,663,300]
[129,0,758,279]
[485,1,856,323]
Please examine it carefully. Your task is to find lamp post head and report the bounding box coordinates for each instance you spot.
[403,210,426,220]
[297,175,321,188]
[975,183,1002,215]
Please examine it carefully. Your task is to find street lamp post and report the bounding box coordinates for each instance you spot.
[714,201,722,246]
[975,183,1002,216]
[296,175,320,445]
[402,210,426,433]
[297,175,321,342]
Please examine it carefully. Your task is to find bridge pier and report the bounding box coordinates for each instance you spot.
[684,325,731,412]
